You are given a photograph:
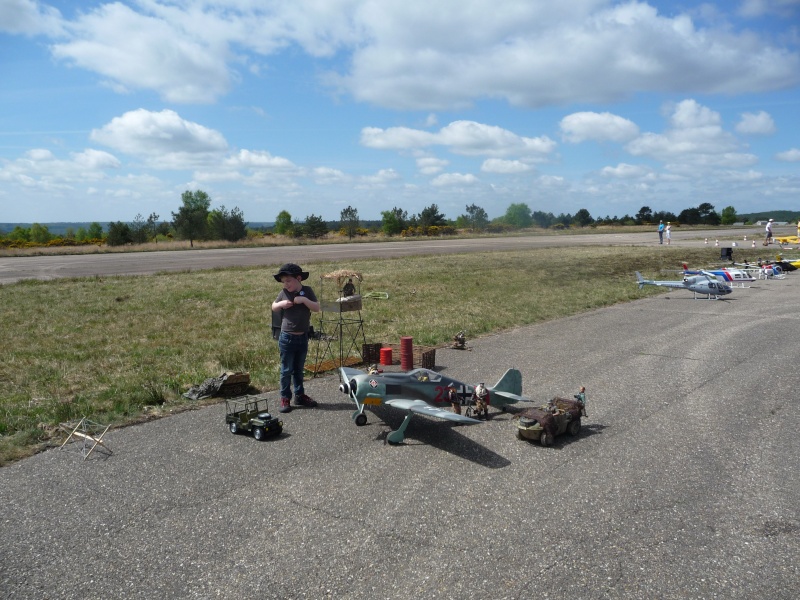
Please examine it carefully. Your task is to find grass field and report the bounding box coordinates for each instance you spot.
[0,244,768,465]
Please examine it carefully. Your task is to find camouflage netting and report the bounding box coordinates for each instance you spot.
[550,396,583,419]
[518,408,556,436]
[183,372,251,400]
[320,269,363,298]
[320,269,363,282]
[517,397,582,436]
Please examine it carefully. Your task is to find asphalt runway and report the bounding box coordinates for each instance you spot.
[1,261,797,598]
[0,226,780,285]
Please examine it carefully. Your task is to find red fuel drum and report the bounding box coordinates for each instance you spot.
[379,347,393,366]
[400,336,413,371]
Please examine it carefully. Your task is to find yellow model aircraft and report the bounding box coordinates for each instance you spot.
[776,254,800,269]
[773,234,800,246]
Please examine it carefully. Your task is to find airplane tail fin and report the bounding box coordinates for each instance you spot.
[488,369,526,407]
[635,271,645,289]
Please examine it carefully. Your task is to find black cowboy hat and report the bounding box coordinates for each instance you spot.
[273,263,309,282]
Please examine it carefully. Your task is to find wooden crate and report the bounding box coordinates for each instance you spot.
[362,343,383,365]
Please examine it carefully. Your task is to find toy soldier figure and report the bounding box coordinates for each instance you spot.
[574,386,587,417]
[341,278,356,297]
[472,383,490,419]
[447,383,461,415]
[452,330,466,350]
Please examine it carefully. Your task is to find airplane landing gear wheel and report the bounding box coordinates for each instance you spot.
[355,413,368,427]
[540,431,551,446]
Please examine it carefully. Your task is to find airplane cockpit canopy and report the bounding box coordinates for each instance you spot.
[411,369,442,382]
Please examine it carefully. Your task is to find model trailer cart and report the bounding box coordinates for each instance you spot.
[226,396,283,440]
[516,396,583,445]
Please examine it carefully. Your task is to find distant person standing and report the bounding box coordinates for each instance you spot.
[665,222,672,245]
[796,219,799,239]
[764,218,774,246]
[658,220,665,244]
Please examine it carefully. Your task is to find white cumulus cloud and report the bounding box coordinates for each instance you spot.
[225,150,297,170]
[431,173,479,186]
[626,99,742,161]
[481,159,533,174]
[601,163,650,178]
[0,0,63,36]
[91,109,228,168]
[416,157,449,175]
[362,120,555,158]
[560,112,640,143]
[775,148,800,162]
[735,111,776,135]
[51,3,231,103]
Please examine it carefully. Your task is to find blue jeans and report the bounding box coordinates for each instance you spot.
[278,332,308,399]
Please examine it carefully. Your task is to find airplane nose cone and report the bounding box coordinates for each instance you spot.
[339,383,349,394]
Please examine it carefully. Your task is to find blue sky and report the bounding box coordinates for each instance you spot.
[1,0,799,224]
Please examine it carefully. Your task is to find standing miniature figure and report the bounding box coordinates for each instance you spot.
[271,263,321,413]
[574,386,587,417]
[452,330,466,350]
[665,222,672,245]
[447,383,461,415]
[341,278,356,297]
[796,219,800,240]
[472,382,490,419]
[764,218,774,245]
[658,220,664,245]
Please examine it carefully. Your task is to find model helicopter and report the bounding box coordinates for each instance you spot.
[680,263,755,287]
[338,366,529,444]
[733,260,787,279]
[635,271,732,299]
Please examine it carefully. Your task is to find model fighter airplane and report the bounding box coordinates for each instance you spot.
[338,366,529,444]
[636,271,732,299]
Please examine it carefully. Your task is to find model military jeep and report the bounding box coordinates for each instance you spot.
[225,396,283,441]
[516,396,582,445]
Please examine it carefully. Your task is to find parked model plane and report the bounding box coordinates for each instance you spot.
[775,254,800,270]
[773,235,799,246]
[338,366,529,444]
[681,263,755,287]
[635,271,732,299]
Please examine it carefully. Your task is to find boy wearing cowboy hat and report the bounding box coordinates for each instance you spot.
[271,263,320,413]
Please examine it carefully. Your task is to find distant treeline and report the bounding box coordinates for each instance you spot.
[4,211,797,238]
[4,194,799,251]
[738,211,800,223]
[0,222,276,236]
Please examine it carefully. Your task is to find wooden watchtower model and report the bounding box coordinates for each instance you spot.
[310,269,366,375]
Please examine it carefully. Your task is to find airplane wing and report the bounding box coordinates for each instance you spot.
[386,399,482,424]
[774,236,799,245]
[492,391,533,403]
[340,366,366,382]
